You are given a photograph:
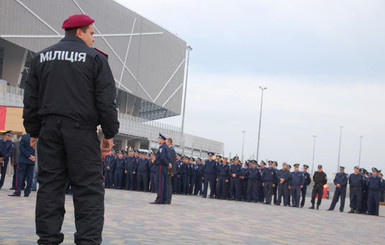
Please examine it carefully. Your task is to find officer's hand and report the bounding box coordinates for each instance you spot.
[262,183,265,187]
[133,171,136,174]
[29,155,36,161]
[232,174,236,178]
[168,163,172,169]
[30,137,38,150]
[11,162,14,166]
[225,179,229,183]
[202,177,204,180]
[272,184,276,187]
[300,185,303,189]
[288,186,291,189]
[107,166,110,170]
[124,170,127,174]
[216,178,219,181]
[102,138,114,151]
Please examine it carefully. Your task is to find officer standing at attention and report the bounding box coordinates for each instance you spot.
[194,158,204,196]
[202,152,217,198]
[0,130,15,190]
[247,160,261,202]
[150,133,171,204]
[103,150,115,188]
[276,162,291,206]
[23,14,119,244]
[327,166,348,212]
[288,164,304,207]
[166,138,176,204]
[300,164,311,208]
[9,133,35,197]
[216,156,229,199]
[309,165,327,210]
[229,156,242,201]
[348,166,364,213]
[367,168,382,215]
[262,161,277,204]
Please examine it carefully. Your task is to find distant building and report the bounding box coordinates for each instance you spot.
[0,0,223,156]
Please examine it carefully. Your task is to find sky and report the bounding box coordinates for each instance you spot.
[115,0,385,175]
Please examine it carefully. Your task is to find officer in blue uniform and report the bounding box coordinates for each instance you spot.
[125,150,137,190]
[276,162,291,206]
[240,161,250,201]
[289,164,304,207]
[194,158,204,195]
[188,157,196,195]
[173,153,182,193]
[262,161,277,204]
[367,168,382,215]
[328,166,348,212]
[379,171,385,202]
[9,133,35,197]
[113,151,125,189]
[348,166,364,213]
[258,161,266,202]
[216,156,229,199]
[149,154,157,192]
[203,152,217,198]
[180,156,189,194]
[137,152,149,191]
[150,133,171,204]
[103,150,115,188]
[300,164,311,208]
[229,156,242,201]
[247,160,261,202]
[272,161,279,204]
[0,130,15,190]
[360,168,369,213]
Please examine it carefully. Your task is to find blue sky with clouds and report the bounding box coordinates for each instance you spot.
[116,0,385,174]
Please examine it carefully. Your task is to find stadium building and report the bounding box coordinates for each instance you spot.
[0,0,223,157]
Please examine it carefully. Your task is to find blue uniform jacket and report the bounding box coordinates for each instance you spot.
[114,157,125,170]
[104,153,115,170]
[230,164,242,177]
[195,164,204,177]
[349,173,364,188]
[277,169,291,184]
[217,163,229,178]
[17,134,35,165]
[155,143,170,166]
[262,167,277,182]
[368,176,382,191]
[334,173,348,187]
[204,160,217,176]
[303,172,311,186]
[0,139,14,162]
[247,167,261,181]
[137,157,148,173]
[125,156,137,172]
[290,171,304,186]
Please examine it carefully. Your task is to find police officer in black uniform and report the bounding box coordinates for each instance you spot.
[23,14,119,244]
[309,165,327,210]
[348,166,364,213]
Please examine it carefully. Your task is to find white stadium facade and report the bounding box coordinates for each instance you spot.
[0,0,224,157]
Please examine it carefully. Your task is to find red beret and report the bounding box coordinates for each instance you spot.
[62,14,94,29]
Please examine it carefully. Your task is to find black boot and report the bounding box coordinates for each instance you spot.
[348,208,355,213]
[316,205,319,210]
[309,205,315,209]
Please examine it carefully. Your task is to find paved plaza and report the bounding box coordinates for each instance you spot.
[0,177,384,245]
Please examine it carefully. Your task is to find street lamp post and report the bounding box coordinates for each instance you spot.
[256,86,267,163]
[241,131,245,163]
[358,136,363,167]
[337,125,343,172]
[180,45,192,154]
[311,135,317,175]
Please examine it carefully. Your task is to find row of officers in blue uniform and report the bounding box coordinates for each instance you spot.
[103,147,384,215]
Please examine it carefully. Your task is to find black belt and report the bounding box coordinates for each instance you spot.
[42,116,97,130]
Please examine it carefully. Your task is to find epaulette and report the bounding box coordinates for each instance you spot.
[94,47,109,59]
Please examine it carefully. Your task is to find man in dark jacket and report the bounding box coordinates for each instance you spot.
[309,165,327,210]
[327,166,348,212]
[9,134,35,197]
[300,164,311,208]
[348,166,364,213]
[0,130,15,190]
[166,138,176,204]
[23,14,119,244]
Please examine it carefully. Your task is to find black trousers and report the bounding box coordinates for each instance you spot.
[311,185,323,206]
[36,121,104,245]
[15,163,34,196]
[277,183,289,205]
[216,177,227,199]
[247,179,258,202]
[137,172,148,191]
[264,182,273,204]
[230,177,241,200]
[203,174,215,198]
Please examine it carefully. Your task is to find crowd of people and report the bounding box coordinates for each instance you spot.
[104,134,385,216]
